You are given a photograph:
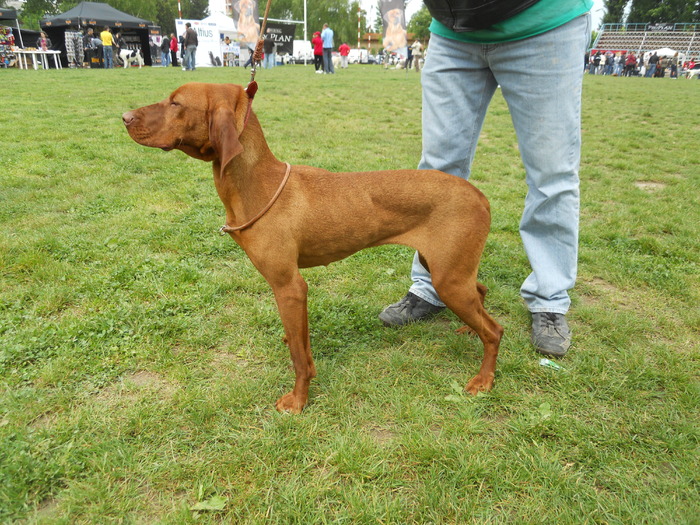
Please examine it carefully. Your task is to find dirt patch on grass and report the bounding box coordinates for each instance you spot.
[366,426,397,444]
[34,497,60,520]
[578,276,632,308]
[634,181,666,192]
[94,370,177,407]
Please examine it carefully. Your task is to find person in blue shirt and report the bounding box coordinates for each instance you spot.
[321,23,334,74]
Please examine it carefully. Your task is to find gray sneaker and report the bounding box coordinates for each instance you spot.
[531,312,571,357]
[379,292,445,326]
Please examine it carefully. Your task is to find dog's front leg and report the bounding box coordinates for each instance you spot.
[270,272,316,413]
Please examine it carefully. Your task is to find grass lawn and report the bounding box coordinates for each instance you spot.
[1,64,698,523]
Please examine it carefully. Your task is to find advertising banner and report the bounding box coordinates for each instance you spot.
[176,19,221,67]
[380,0,407,53]
[265,21,295,55]
[232,0,260,44]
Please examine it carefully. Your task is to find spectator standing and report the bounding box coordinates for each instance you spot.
[321,23,335,74]
[613,52,623,76]
[411,40,423,72]
[243,43,255,68]
[378,0,592,358]
[183,22,198,71]
[169,33,179,67]
[100,26,113,68]
[604,52,613,75]
[83,27,100,66]
[339,42,350,68]
[656,55,666,77]
[160,35,170,67]
[114,31,126,57]
[670,52,678,78]
[263,32,276,68]
[312,31,323,73]
[624,51,636,76]
[645,52,658,77]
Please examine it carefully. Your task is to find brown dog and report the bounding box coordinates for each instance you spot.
[122,83,503,413]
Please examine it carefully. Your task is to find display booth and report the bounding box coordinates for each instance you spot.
[40,1,153,67]
[176,19,222,68]
[1,8,19,67]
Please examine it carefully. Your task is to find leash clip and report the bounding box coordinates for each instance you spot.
[219,225,229,236]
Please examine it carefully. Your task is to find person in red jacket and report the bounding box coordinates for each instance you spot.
[169,32,179,67]
[339,42,351,69]
[312,31,323,73]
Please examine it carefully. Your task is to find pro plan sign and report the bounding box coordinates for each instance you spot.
[265,22,295,55]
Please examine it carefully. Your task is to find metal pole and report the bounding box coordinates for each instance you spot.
[303,0,307,65]
[177,1,182,19]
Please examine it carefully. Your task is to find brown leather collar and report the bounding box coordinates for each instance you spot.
[219,162,292,234]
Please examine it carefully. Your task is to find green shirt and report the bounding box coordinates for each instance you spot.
[429,0,593,44]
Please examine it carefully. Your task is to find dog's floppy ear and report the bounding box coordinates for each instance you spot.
[209,86,250,177]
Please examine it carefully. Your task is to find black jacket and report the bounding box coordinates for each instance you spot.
[423,0,542,32]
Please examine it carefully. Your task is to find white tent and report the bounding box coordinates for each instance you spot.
[654,47,677,57]
[202,11,236,39]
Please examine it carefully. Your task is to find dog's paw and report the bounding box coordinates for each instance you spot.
[465,373,494,395]
[275,392,306,414]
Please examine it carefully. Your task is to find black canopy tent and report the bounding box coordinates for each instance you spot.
[40,1,154,66]
[0,7,23,47]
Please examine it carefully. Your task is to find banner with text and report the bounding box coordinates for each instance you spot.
[265,22,295,55]
[176,19,221,68]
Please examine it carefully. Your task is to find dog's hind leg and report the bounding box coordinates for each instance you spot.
[433,270,503,395]
[455,282,488,336]
[268,271,317,413]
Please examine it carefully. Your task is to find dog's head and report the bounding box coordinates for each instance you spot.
[122,83,251,174]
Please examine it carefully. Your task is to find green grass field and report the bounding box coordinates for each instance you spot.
[1,65,698,523]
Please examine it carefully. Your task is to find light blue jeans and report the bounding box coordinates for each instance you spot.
[103,45,113,68]
[409,14,590,315]
[263,52,276,69]
[184,45,197,70]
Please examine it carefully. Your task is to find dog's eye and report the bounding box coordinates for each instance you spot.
[170,101,180,107]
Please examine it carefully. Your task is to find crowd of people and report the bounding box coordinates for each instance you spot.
[585,49,698,78]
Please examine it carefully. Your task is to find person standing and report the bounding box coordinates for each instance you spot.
[169,33,179,67]
[645,52,658,77]
[321,23,335,74]
[160,35,170,67]
[312,31,323,73]
[410,39,423,72]
[670,52,678,78]
[183,22,198,71]
[339,42,350,69]
[378,0,592,358]
[263,32,276,69]
[100,26,113,69]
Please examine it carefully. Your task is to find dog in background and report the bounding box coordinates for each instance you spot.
[119,48,144,68]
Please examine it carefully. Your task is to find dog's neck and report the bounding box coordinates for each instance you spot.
[213,114,287,231]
